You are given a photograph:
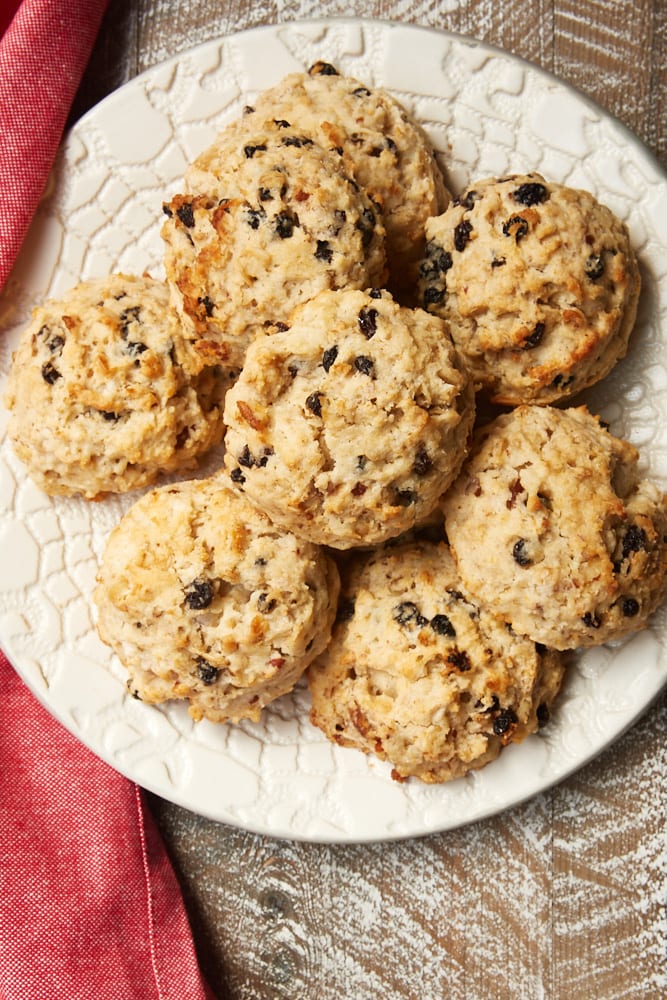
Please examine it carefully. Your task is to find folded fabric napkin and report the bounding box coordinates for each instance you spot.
[0,0,109,291]
[0,651,216,1000]
[1,4,216,996]
[0,2,21,40]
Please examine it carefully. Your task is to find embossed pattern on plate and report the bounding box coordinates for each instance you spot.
[1,19,666,842]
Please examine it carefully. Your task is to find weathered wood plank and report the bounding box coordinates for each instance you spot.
[454,797,555,998]
[68,0,137,124]
[553,0,655,149]
[645,0,667,167]
[552,692,667,1000]
[450,0,556,70]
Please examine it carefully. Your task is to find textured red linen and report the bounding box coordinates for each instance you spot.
[0,5,219,996]
[0,2,21,40]
[0,650,216,999]
[0,0,109,291]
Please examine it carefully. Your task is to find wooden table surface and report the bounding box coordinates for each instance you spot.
[72,2,667,997]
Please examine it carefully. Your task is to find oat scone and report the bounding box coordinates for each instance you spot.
[442,405,667,649]
[222,288,475,549]
[94,477,340,724]
[3,274,230,499]
[162,119,387,370]
[418,174,640,404]
[308,540,565,783]
[189,63,449,293]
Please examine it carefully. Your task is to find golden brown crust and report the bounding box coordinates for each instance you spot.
[442,405,667,649]
[308,540,565,783]
[192,68,450,293]
[163,119,387,370]
[94,477,340,723]
[4,273,229,498]
[222,288,475,549]
[418,174,640,404]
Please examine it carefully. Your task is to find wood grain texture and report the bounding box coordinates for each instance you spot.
[72,2,667,997]
[552,699,667,1000]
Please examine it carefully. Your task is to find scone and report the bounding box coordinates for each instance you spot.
[190,62,449,293]
[222,288,475,549]
[417,173,640,404]
[308,540,565,783]
[3,273,229,499]
[94,477,340,724]
[442,405,667,649]
[162,119,387,370]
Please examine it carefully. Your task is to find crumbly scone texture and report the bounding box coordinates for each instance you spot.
[442,405,667,649]
[162,119,387,371]
[94,477,340,724]
[222,288,475,549]
[308,540,565,783]
[189,63,449,293]
[3,273,230,499]
[418,173,640,404]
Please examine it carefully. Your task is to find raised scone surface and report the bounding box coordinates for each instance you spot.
[418,173,640,404]
[202,63,450,292]
[94,477,340,724]
[163,119,387,370]
[442,405,667,649]
[3,273,228,499]
[222,288,475,549]
[308,540,565,783]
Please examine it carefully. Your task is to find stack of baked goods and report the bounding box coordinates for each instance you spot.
[4,62,666,784]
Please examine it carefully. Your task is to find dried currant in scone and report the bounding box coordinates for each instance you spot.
[184,579,214,610]
[512,181,549,206]
[454,219,473,251]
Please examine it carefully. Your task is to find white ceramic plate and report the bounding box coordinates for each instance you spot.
[1,19,666,843]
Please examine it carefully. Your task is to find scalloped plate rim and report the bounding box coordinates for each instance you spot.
[1,17,666,843]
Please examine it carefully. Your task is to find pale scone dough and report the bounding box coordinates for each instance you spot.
[94,476,340,724]
[222,288,475,549]
[418,174,640,404]
[4,273,230,499]
[442,405,667,649]
[308,540,565,783]
[190,63,449,293]
[162,119,387,370]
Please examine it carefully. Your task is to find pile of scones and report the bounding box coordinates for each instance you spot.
[5,63,667,784]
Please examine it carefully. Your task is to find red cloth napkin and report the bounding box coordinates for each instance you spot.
[0,651,216,1000]
[0,0,110,290]
[0,2,21,40]
[1,4,217,995]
